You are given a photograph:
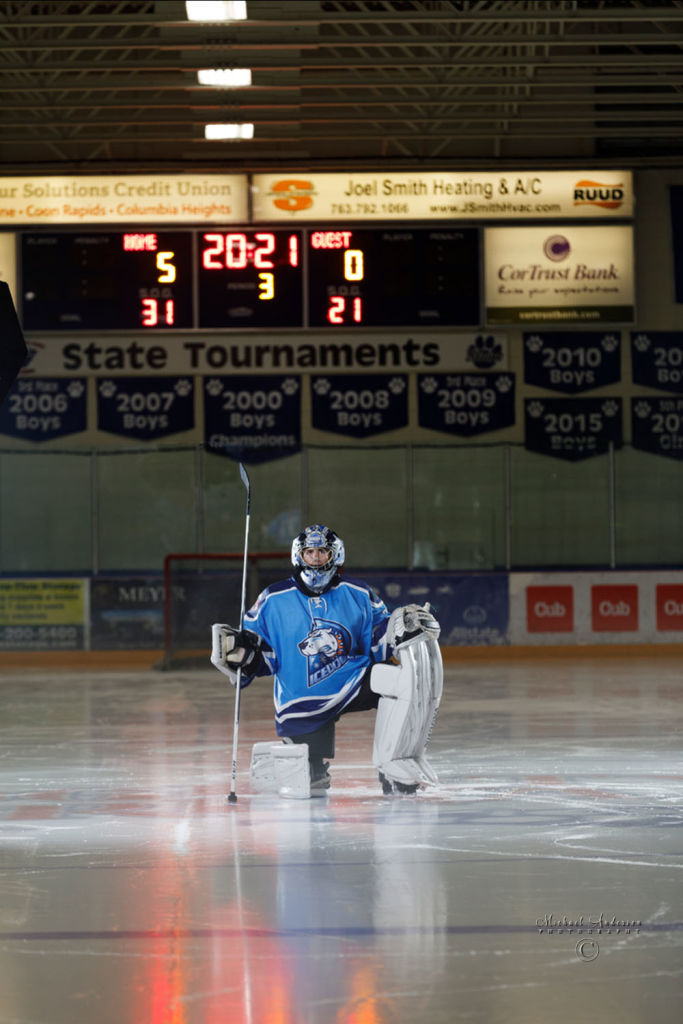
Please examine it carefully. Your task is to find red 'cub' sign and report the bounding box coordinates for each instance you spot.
[656,584,683,631]
[526,585,574,633]
[591,584,638,631]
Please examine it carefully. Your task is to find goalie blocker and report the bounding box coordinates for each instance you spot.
[248,603,443,799]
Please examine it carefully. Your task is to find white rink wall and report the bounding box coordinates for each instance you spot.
[509,570,683,646]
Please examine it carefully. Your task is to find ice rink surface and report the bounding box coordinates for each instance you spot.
[1,656,682,1024]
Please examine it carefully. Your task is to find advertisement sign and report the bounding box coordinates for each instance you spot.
[591,584,638,632]
[0,578,85,650]
[19,332,508,378]
[361,572,509,646]
[0,376,86,442]
[96,376,195,441]
[203,374,301,464]
[524,397,622,461]
[0,174,248,224]
[526,585,574,633]
[485,225,634,324]
[656,584,683,631]
[631,332,683,393]
[418,372,515,437]
[632,396,683,460]
[252,170,634,222]
[524,331,621,393]
[311,374,408,438]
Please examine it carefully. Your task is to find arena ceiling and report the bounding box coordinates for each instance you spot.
[1,0,682,174]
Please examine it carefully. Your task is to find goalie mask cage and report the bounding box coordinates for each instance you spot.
[161,551,289,669]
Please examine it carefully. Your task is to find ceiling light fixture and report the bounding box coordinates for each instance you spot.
[197,68,252,87]
[185,2,247,22]
[204,122,254,140]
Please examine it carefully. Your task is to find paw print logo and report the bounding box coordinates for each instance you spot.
[67,381,85,399]
[495,375,512,393]
[602,400,619,418]
[634,334,651,352]
[206,379,224,397]
[601,334,619,353]
[634,400,652,419]
[99,380,117,399]
[420,376,438,394]
[388,377,406,395]
[467,334,503,368]
[313,378,331,396]
[281,378,299,396]
[526,335,544,353]
[527,400,544,418]
[174,379,192,397]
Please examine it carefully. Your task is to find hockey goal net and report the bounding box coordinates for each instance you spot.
[161,551,290,668]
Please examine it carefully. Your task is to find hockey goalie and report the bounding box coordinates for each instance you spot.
[211,524,443,799]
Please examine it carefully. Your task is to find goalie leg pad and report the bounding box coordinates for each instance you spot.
[370,635,443,787]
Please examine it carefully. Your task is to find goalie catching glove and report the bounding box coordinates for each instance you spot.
[211,623,263,683]
[385,602,440,651]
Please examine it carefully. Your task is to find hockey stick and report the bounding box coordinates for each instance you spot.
[228,462,251,804]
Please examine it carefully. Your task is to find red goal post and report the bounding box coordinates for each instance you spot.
[162,551,290,668]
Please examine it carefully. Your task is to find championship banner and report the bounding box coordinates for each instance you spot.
[0,578,85,650]
[0,376,86,442]
[97,376,195,440]
[311,374,408,439]
[524,331,621,393]
[485,225,634,324]
[203,374,301,464]
[524,397,622,461]
[632,396,683,460]
[418,372,515,437]
[631,332,683,393]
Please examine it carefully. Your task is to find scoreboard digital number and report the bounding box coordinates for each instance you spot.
[307,227,480,327]
[21,231,193,331]
[20,226,481,330]
[198,230,303,328]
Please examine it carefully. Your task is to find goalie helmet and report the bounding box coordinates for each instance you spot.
[291,524,345,594]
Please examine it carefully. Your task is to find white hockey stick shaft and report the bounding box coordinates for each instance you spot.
[228,462,251,803]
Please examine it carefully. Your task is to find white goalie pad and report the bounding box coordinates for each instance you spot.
[250,741,311,799]
[370,631,443,787]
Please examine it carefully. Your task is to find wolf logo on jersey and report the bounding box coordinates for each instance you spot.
[298,618,352,687]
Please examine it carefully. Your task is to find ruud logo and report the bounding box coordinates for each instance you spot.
[591,584,638,632]
[656,584,683,631]
[573,180,625,210]
[526,585,574,633]
[269,179,316,213]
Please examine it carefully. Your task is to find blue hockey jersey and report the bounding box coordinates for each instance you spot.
[243,575,390,736]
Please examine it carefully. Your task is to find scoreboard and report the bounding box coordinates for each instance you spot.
[20,226,480,331]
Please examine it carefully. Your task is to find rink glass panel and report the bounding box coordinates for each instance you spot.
[305,447,408,568]
[96,450,196,570]
[412,446,506,570]
[201,450,302,558]
[1,444,683,573]
[615,447,683,565]
[0,452,92,572]
[509,448,611,568]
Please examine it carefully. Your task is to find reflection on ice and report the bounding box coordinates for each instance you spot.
[0,662,681,1024]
